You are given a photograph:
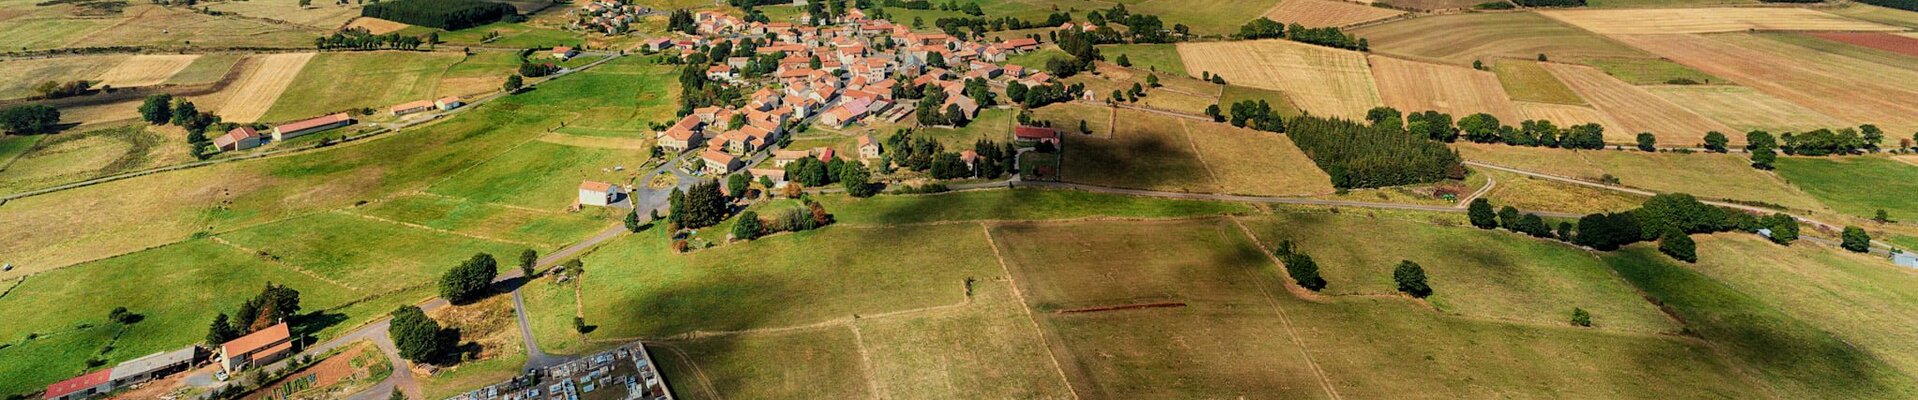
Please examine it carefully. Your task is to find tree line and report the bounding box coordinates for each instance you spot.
[314,28,428,50]
[1469,194,1803,264]
[0,104,60,134]
[361,0,518,30]
[1236,18,1368,51]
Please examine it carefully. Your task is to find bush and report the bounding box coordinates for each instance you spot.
[1841,226,1872,253]
[438,253,498,304]
[1393,260,1431,298]
[361,0,517,30]
[1571,308,1592,327]
[1658,230,1697,263]
[1467,199,1497,229]
[732,211,762,240]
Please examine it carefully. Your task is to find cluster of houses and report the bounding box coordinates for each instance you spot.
[41,323,295,400]
[571,0,653,34]
[647,9,1058,178]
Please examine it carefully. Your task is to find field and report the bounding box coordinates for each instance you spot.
[1063,110,1333,196]
[0,55,127,100]
[1643,85,1850,133]
[164,54,245,85]
[0,15,116,51]
[1828,3,1918,30]
[1611,33,1918,134]
[0,125,187,195]
[1760,33,1918,74]
[1375,0,1490,10]
[436,21,584,48]
[202,52,316,123]
[1218,85,1304,117]
[93,54,199,88]
[202,1,361,29]
[1541,7,1903,35]
[345,17,413,34]
[216,212,534,293]
[1027,102,1113,137]
[1804,32,1918,58]
[1774,156,1918,219]
[813,188,1255,226]
[1481,168,1646,214]
[1456,144,1829,212]
[1177,40,1381,119]
[1583,58,1723,85]
[349,194,612,249]
[258,51,468,122]
[420,296,527,400]
[1096,44,1187,76]
[427,141,640,211]
[1353,13,1654,66]
[1514,102,1616,135]
[65,5,321,49]
[1585,0,1754,8]
[653,328,872,399]
[1368,55,1522,123]
[1493,59,1585,105]
[1262,0,1405,28]
[1541,62,1734,145]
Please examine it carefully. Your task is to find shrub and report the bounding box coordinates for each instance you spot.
[1275,240,1327,291]
[1658,230,1697,263]
[1841,226,1872,253]
[1571,308,1592,327]
[732,211,762,240]
[1468,199,1497,229]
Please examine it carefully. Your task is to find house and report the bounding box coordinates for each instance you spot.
[659,115,706,153]
[553,46,578,59]
[1000,37,1040,52]
[815,147,836,162]
[701,149,741,174]
[109,347,197,388]
[960,150,979,170]
[219,323,294,374]
[1015,125,1060,145]
[579,181,620,206]
[772,149,810,167]
[435,96,464,111]
[214,126,262,152]
[271,113,352,142]
[44,369,113,400]
[857,134,879,159]
[645,38,674,52]
[707,64,738,81]
[391,100,434,116]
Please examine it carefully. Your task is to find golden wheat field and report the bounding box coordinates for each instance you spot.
[1178,40,1382,119]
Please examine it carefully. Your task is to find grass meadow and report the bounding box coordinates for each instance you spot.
[1456,144,1828,212]
[1775,156,1918,219]
[350,194,613,249]
[814,188,1254,226]
[426,140,642,211]
[258,51,473,122]
[215,212,533,293]
[1098,44,1187,76]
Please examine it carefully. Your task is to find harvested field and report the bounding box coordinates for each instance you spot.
[1456,143,1829,212]
[93,54,199,87]
[0,15,116,51]
[855,280,1077,399]
[1177,39,1381,119]
[1759,33,1918,72]
[1493,60,1584,105]
[1829,4,1918,30]
[1218,85,1303,118]
[204,1,361,29]
[1369,55,1522,123]
[1181,118,1337,197]
[67,5,320,49]
[205,52,315,122]
[0,55,127,100]
[1803,32,1918,58]
[1541,8,1903,35]
[1262,0,1405,28]
[345,16,411,34]
[1376,0,1487,11]
[1643,85,1849,133]
[1515,102,1616,132]
[1612,33,1918,133]
[1583,58,1724,85]
[1481,168,1646,214]
[1540,62,1734,145]
[1353,13,1654,65]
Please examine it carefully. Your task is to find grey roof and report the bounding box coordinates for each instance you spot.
[110,346,196,380]
[1895,253,1918,269]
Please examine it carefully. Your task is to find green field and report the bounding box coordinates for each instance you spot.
[1493,59,1585,105]
[652,328,872,400]
[0,55,126,100]
[427,141,640,210]
[0,125,180,195]
[1585,0,1756,8]
[435,21,584,48]
[0,134,45,169]
[1688,234,1918,379]
[165,54,245,85]
[1351,13,1654,66]
[216,212,533,293]
[814,188,1254,226]
[510,56,682,130]
[919,107,1014,148]
[0,16,115,52]
[259,51,470,122]
[1584,58,1724,85]
[1828,3,1918,30]
[1481,168,1646,215]
[1099,44,1187,76]
[350,194,613,249]
[1457,144,1828,213]
[1775,156,1918,219]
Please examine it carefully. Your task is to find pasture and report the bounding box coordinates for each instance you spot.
[1096,44,1186,76]
[1774,156,1918,219]
[0,15,115,51]
[1541,62,1734,145]
[1481,168,1646,214]
[1178,39,1381,119]
[0,125,183,195]
[1218,85,1303,118]
[1061,110,1332,196]
[1582,58,1722,85]
[0,55,127,100]
[1262,0,1405,28]
[1369,55,1522,123]
[200,52,316,123]
[1353,12,1654,66]
[1541,7,1902,35]
[1492,59,1585,105]
[202,1,361,29]
[1686,234,1918,379]
[1183,119,1338,197]
[436,21,584,48]
[345,17,413,34]
[1612,33,1918,134]
[258,51,469,122]
[852,280,1075,399]
[65,5,320,49]
[164,54,245,85]
[1828,3,1918,30]
[215,212,533,293]
[349,194,613,249]
[815,188,1254,226]
[1456,144,1830,212]
[93,54,199,88]
[1643,85,1850,133]
[426,140,641,211]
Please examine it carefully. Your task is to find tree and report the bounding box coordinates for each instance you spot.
[139,94,173,125]
[504,74,524,92]
[841,162,875,197]
[1205,104,1224,122]
[1874,209,1892,224]
[0,105,61,134]
[1497,205,1521,231]
[1275,240,1326,291]
[207,313,241,345]
[519,249,538,276]
[389,305,451,364]
[727,173,751,198]
[1703,131,1729,153]
[625,209,642,232]
[170,99,198,126]
[1518,213,1551,238]
[438,253,498,304]
[1764,213,1798,245]
[1841,226,1871,253]
[1115,54,1131,67]
[1750,148,1776,170]
[1659,229,1697,263]
[1393,260,1431,298]
[732,211,762,240]
[1571,308,1592,327]
[1636,132,1657,152]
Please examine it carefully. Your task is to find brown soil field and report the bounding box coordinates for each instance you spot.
[1352,13,1655,66]
[1262,0,1405,28]
[1181,118,1337,197]
[204,52,316,123]
[1369,55,1522,123]
[1541,8,1903,35]
[1541,62,1734,145]
[1177,40,1382,119]
[344,17,411,34]
[1515,101,1619,132]
[1611,33,1918,134]
[94,54,200,88]
[1806,32,1918,57]
[1643,85,1850,134]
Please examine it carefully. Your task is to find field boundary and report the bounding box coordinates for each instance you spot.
[333,209,546,248]
[846,324,888,400]
[208,236,363,291]
[1226,218,1344,400]
[1177,118,1227,188]
[1054,302,1187,314]
[980,222,1085,400]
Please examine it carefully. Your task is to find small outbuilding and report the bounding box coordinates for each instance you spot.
[110,346,197,387]
[44,369,113,400]
[579,181,621,207]
[214,126,262,152]
[271,113,352,142]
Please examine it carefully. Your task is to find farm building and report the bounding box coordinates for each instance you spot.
[1896,253,1918,269]
[1015,125,1060,145]
[214,126,263,151]
[110,346,197,387]
[579,181,621,207]
[645,38,673,51]
[43,369,112,400]
[219,322,293,374]
[701,149,741,175]
[857,134,879,159]
[553,46,578,59]
[271,113,352,142]
[435,96,464,111]
[391,100,435,116]
[771,149,810,167]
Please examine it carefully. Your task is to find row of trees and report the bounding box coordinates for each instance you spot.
[0,105,60,134]
[670,180,732,229]
[731,200,835,240]
[139,94,225,159]
[1005,80,1083,109]
[780,156,875,196]
[1236,18,1367,51]
[1470,194,1801,263]
[1284,115,1465,189]
[361,0,517,30]
[206,283,302,345]
[314,28,429,50]
[1423,110,1606,150]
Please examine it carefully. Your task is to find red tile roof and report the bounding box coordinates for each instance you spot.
[275,113,350,134]
[221,322,289,358]
[1015,126,1059,140]
[44,369,112,399]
